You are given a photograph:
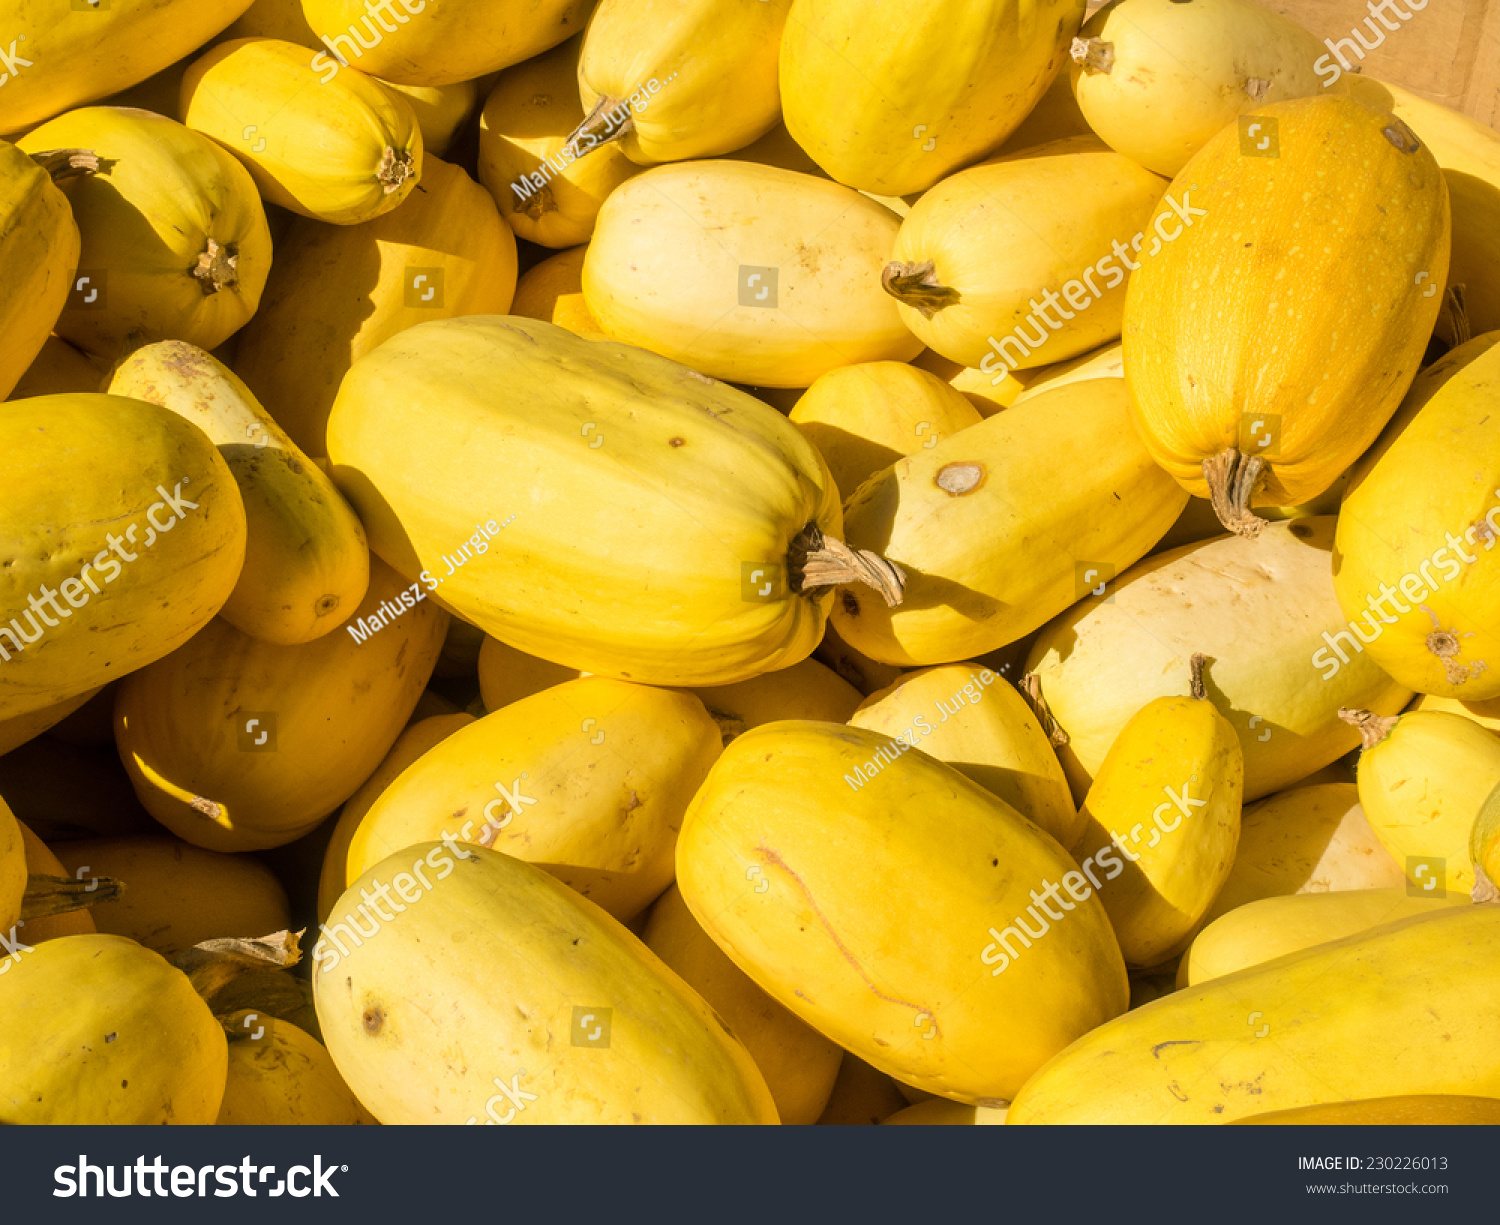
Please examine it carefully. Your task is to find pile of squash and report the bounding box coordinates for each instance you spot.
[3,0,1500,1127]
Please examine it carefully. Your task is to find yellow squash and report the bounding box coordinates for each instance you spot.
[1411,691,1500,735]
[1342,708,1500,898]
[18,108,271,361]
[0,795,22,938]
[1334,337,1500,698]
[884,137,1168,371]
[15,819,95,942]
[327,316,892,687]
[347,677,721,921]
[301,0,591,86]
[234,155,515,458]
[0,933,227,1124]
[54,837,291,956]
[993,66,1093,158]
[217,1011,376,1125]
[0,144,82,401]
[884,1099,1008,1126]
[223,0,320,44]
[0,0,253,135]
[381,79,479,158]
[1070,0,1343,176]
[509,245,602,336]
[1007,905,1500,1124]
[1180,887,1466,988]
[476,638,584,713]
[1124,95,1450,534]
[816,1054,908,1125]
[849,664,1081,850]
[1232,1096,1500,1126]
[314,844,778,1123]
[1073,658,1244,966]
[779,0,1087,196]
[691,657,862,747]
[109,342,370,645]
[115,558,448,852]
[1024,519,1414,802]
[478,34,642,248]
[677,721,1128,1104]
[1010,342,1123,407]
[6,335,102,402]
[584,161,921,387]
[181,38,422,225]
[572,0,790,165]
[643,883,842,1125]
[814,622,905,698]
[831,378,1188,666]
[1201,783,1405,928]
[0,394,245,723]
[788,362,982,501]
[1476,780,1500,901]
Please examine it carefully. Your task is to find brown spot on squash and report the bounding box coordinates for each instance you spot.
[363,1006,385,1036]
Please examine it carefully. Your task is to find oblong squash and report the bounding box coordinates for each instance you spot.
[1070,0,1344,176]
[1124,95,1450,534]
[1231,1095,1500,1126]
[0,0,253,135]
[347,677,720,921]
[643,883,842,1125]
[181,38,422,225]
[692,657,862,747]
[789,362,982,501]
[0,394,245,722]
[476,637,584,714]
[1334,336,1500,699]
[0,933,226,1124]
[114,558,447,852]
[217,1011,376,1125]
[831,378,1189,666]
[583,161,922,388]
[108,342,370,645]
[1180,887,1465,988]
[313,844,778,1123]
[1010,341,1122,407]
[779,0,1087,196]
[0,145,82,401]
[326,315,885,687]
[1024,519,1413,802]
[676,721,1129,1104]
[479,34,641,249]
[1007,905,1500,1124]
[1341,708,1500,898]
[571,0,790,165]
[18,108,271,361]
[1474,779,1500,901]
[234,153,515,457]
[1412,690,1500,735]
[848,664,1081,849]
[509,245,602,336]
[883,137,1168,371]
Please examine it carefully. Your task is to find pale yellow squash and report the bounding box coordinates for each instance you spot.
[1475,779,1500,901]
[584,161,921,387]
[217,1011,376,1125]
[779,0,1087,196]
[691,657,862,747]
[509,245,602,336]
[1010,342,1122,407]
[993,66,1093,157]
[1232,1096,1500,1126]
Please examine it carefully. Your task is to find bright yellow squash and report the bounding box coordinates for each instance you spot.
[114,557,448,853]
[789,362,982,501]
[509,245,602,336]
[0,144,82,401]
[1334,337,1500,698]
[381,79,479,158]
[53,837,291,956]
[676,721,1129,1104]
[643,884,842,1126]
[1124,95,1450,534]
[0,394,245,723]
[234,154,515,457]
[217,1011,376,1125]
[1007,905,1500,1124]
[1412,690,1500,735]
[584,161,921,388]
[572,0,790,165]
[1341,708,1500,898]
[314,844,778,1123]
[779,0,1087,197]
[831,378,1188,666]
[347,677,721,921]
[1180,888,1466,988]
[476,638,584,713]
[0,933,227,1124]
[14,819,95,943]
[883,137,1168,371]
[1070,0,1343,177]
[18,108,271,362]
[479,34,642,248]
[1232,1095,1500,1126]
[223,0,320,43]
[692,658,862,747]
[0,0,252,135]
[1073,658,1244,967]
[0,795,22,939]
[300,0,591,86]
[181,38,422,225]
[848,665,1081,850]
[1024,519,1414,803]
[109,342,370,645]
[327,316,894,687]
